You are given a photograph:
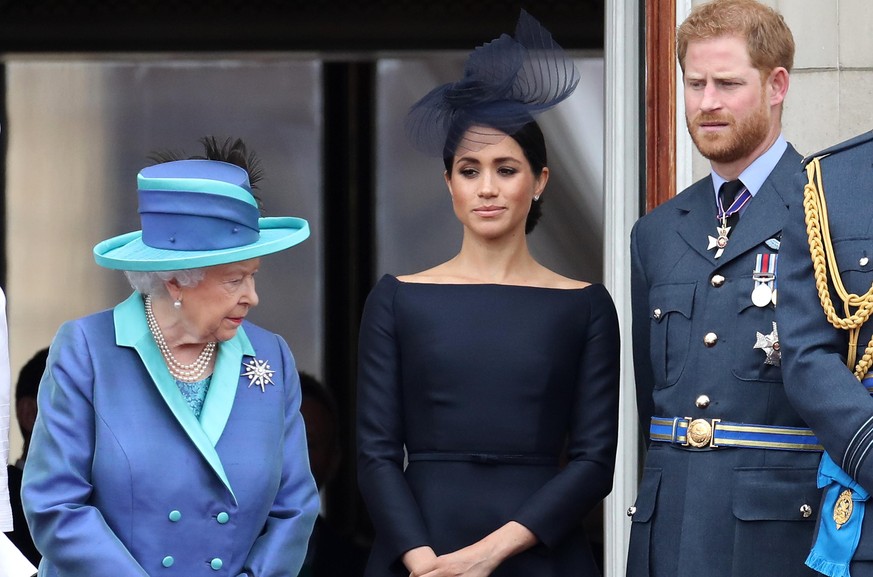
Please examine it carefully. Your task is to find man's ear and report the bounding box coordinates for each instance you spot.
[767,66,790,107]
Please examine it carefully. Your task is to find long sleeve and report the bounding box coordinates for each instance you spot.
[511,286,620,547]
[239,336,320,577]
[356,277,431,567]
[630,222,655,439]
[778,177,873,489]
[23,321,152,577]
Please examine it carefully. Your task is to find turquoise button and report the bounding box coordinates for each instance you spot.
[210,558,223,570]
[168,510,182,522]
[162,556,174,568]
[216,512,230,524]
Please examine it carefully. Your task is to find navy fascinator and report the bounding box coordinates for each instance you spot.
[405,9,580,157]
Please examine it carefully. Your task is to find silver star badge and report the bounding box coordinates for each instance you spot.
[707,225,732,259]
[242,358,276,392]
[753,322,781,366]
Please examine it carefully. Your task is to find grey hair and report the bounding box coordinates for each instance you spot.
[124,269,206,296]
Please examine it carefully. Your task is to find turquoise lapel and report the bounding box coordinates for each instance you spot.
[113,293,255,502]
[200,324,255,447]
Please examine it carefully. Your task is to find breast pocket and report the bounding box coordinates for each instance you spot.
[834,237,873,296]
[649,282,696,389]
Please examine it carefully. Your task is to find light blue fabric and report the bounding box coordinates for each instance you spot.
[806,451,870,577]
[176,376,211,419]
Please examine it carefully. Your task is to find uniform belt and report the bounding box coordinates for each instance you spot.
[650,416,823,451]
[406,451,556,466]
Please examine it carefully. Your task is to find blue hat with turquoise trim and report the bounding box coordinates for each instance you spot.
[93,159,309,271]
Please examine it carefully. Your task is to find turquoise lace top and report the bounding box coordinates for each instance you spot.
[175,376,212,419]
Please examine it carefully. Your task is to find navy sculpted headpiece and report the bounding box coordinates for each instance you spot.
[405,10,580,157]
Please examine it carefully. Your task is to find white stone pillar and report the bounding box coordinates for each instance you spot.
[603,0,641,575]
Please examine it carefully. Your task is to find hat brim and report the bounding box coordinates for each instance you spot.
[93,216,310,271]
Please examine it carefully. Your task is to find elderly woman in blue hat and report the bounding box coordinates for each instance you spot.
[22,138,319,577]
[356,12,619,577]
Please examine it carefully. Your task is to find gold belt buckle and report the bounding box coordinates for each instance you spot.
[683,417,721,448]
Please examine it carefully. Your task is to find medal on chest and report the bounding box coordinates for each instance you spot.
[753,321,781,366]
[707,187,751,259]
[707,226,732,259]
[751,253,778,307]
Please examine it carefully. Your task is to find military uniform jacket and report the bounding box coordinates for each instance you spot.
[627,144,821,577]
[779,130,873,575]
[22,293,320,577]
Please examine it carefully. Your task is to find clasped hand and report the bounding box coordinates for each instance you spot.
[402,521,537,577]
[405,542,499,577]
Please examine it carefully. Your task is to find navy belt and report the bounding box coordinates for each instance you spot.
[650,416,823,452]
[407,451,556,466]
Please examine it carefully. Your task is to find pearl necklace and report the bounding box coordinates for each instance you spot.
[144,295,217,382]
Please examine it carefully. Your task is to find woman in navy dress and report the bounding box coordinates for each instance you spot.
[356,12,620,577]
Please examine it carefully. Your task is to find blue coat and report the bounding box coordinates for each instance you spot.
[22,293,319,577]
[779,130,873,575]
[627,145,821,577]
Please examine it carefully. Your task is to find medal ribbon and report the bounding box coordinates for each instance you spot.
[716,187,752,223]
[754,253,777,284]
[772,253,778,294]
[806,451,869,577]
[805,375,873,577]
[751,253,778,307]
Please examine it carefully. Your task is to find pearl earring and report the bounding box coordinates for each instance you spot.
[173,299,182,310]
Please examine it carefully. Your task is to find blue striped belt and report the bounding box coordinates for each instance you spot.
[650,416,823,451]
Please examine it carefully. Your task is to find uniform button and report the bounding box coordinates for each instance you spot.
[162,556,174,568]
[653,308,662,320]
[710,274,725,287]
[861,257,869,267]
[704,332,718,347]
[168,510,182,522]
[216,512,230,524]
[696,394,711,409]
[626,506,637,516]
[801,504,813,518]
[210,558,223,570]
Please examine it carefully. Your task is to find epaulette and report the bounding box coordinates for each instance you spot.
[802,129,873,167]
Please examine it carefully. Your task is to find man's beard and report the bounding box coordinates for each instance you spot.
[687,95,770,164]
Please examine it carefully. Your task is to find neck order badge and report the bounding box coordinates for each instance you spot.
[707,180,751,258]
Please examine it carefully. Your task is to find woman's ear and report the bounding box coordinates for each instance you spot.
[164,278,183,302]
[534,167,550,199]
